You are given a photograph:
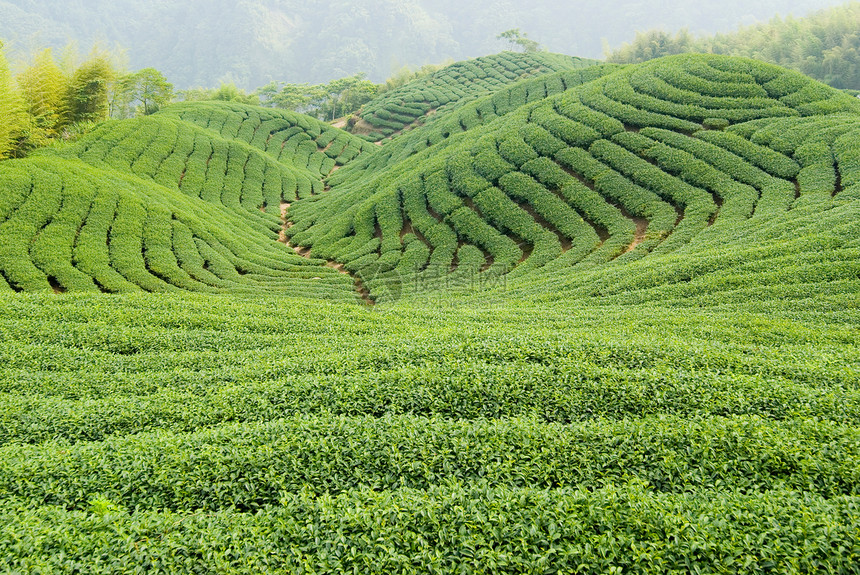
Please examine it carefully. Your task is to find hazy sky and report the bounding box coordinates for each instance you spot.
[0,0,854,86]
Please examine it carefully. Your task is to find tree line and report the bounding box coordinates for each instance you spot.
[0,43,174,159]
[608,2,860,90]
[0,38,457,160]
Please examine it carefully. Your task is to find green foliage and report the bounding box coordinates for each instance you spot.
[291,53,860,298]
[16,48,69,136]
[258,73,378,121]
[0,295,859,570]
[2,43,173,155]
[159,101,375,179]
[113,67,174,117]
[66,51,116,124]
[378,62,451,93]
[609,3,860,90]
[0,46,29,159]
[0,101,374,299]
[180,83,259,106]
[2,52,860,571]
[2,483,858,574]
[497,29,542,53]
[353,52,595,141]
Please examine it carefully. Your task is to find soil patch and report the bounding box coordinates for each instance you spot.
[278,201,374,305]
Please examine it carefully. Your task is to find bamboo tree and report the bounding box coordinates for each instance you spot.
[0,43,30,159]
[17,48,70,136]
[66,51,116,124]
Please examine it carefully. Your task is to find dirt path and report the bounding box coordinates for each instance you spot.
[349,118,377,136]
[278,202,291,243]
[278,201,374,305]
[623,216,649,254]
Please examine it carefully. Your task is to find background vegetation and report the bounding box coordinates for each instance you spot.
[609,2,860,89]
[0,0,849,88]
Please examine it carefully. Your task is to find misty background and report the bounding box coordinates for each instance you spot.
[0,0,851,89]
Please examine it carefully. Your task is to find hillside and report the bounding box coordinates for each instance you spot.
[351,52,597,141]
[290,54,860,303]
[5,53,858,303]
[0,102,375,300]
[1,52,859,572]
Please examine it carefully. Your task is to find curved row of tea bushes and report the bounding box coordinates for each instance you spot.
[63,114,326,220]
[355,52,597,141]
[335,65,621,180]
[3,414,859,513]
[0,291,858,571]
[0,155,357,299]
[0,100,384,300]
[160,102,375,177]
[3,483,857,574]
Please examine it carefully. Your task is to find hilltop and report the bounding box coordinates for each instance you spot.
[349,51,596,141]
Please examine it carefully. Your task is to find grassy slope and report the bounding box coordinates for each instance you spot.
[0,53,859,572]
[352,51,597,141]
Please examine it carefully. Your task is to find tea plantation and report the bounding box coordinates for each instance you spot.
[0,52,859,573]
[353,52,597,141]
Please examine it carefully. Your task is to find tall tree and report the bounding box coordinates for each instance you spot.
[258,82,321,112]
[17,49,69,136]
[258,75,378,120]
[0,43,29,159]
[321,74,378,121]
[497,29,541,53]
[67,51,116,124]
[113,67,174,117]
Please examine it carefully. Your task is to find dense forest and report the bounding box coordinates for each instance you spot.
[0,0,848,88]
[610,2,860,89]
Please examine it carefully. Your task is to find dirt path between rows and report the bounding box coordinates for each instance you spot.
[279,201,374,305]
[623,216,649,254]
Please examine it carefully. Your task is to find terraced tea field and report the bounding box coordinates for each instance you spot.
[0,103,376,301]
[352,52,596,141]
[293,54,860,302]
[0,52,859,572]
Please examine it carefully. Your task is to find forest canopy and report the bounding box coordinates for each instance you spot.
[608,2,860,89]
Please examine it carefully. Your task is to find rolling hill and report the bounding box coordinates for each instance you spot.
[0,51,859,572]
[350,52,597,141]
[0,101,376,301]
[292,54,860,303]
